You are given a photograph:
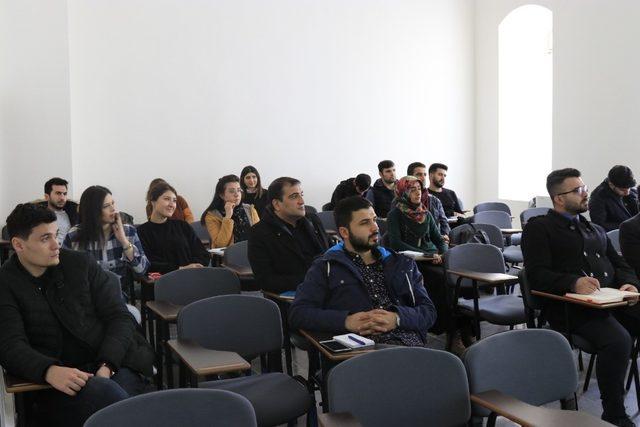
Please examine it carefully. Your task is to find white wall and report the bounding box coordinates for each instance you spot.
[0,0,73,222]
[475,0,640,223]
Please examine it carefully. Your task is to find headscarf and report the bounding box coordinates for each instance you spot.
[394,176,428,223]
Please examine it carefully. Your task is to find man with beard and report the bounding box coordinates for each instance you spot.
[365,160,397,218]
[522,168,640,427]
[427,163,464,218]
[289,196,436,346]
[39,177,79,245]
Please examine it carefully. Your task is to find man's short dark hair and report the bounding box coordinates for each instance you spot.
[267,177,301,204]
[608,165,636,189]
[44,177,68,195]
[407,162,426,176]
[377,160,394,173]
[428,163,448,174]
[354,174,371,191]
[546,168,581,198]
[334,196,373,229]
[6,203,57,240]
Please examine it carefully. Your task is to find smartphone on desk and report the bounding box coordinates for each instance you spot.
[319,339,352,353]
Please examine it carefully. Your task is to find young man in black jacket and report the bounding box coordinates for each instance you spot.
[589,165,639,231]
[0,204,154,427]
[522,168,640,427]
[365,160,397,218]
[248,177,330,293]
[38,177,80,245]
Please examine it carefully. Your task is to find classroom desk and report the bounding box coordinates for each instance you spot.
[531,290,631,310]
[146,300,183,389]
[262,291,295,375]
[317,412,362,427]
[207,248,225,266]
[500,228,523,235]
[3,370,50,427]
[471,390,611,427]
[222,263,255,290]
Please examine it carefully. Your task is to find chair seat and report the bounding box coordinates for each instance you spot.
[503,245,523,263]
[201,372,311,427]
[458,295,527,325]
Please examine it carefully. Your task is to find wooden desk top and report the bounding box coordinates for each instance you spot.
[299,330,377,362]
[447,269,519,286]
[146,300,182,321]
[167,339,250,376]
[471,390,611,427]
[4,372,50,393]
[222,263,254,280]
[500,228,523,235]
[262,291,295,304]
[318,412,362,427]
[531,290,630,309]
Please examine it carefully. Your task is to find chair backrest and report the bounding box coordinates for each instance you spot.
[463,329,578,417]
[316,210,337,232]
[445,244,505,289]
[223,240,249,267]
[84,389,257,427]
[178,295,282,358]
[1,225,8,240]
[155,267,240,306]
[467,223,504,249]
[518,268,544,326]
[520,207,550,227]
[190,221,210,242]
[473,202,511,215]
[328,347,470,427]
[472,210,513,229]
[305,205,318,214]
[607,229,621,253]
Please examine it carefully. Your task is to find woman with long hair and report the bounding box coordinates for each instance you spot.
[63,185,149,279]
[201,174,260,248]
[138,182,210,273]
[144,178,194,223]
[240,166,268,216]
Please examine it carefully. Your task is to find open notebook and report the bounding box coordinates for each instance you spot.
[565,287,640,304]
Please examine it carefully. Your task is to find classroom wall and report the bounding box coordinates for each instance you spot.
[475,0,640,223]
[0,0,476,222]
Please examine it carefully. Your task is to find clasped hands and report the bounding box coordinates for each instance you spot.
[345,309,398,335]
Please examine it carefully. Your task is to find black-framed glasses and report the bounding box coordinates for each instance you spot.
[556,185,588,196]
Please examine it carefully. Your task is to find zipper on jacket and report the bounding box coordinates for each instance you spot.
[405,273,415,305]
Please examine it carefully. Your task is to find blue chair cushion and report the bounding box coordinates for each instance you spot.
[458,295,527,325]
[503,245,523,263]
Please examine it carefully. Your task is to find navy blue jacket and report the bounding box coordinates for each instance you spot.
[289,243,437,343]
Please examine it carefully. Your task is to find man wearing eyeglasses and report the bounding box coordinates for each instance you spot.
[522,168,640,427]
[589,165,639,232]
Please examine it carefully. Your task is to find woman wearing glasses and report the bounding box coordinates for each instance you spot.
[201,175,260,248]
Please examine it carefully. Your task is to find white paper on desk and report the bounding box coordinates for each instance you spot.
[565,288,640,304]
[207,247,226,256]
[398,250,426,259]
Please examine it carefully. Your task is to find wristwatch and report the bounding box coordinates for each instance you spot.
[99,362,115,377]
[395,313,400,327]
[123,242,134,252]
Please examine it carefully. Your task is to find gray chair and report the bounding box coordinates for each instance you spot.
[520,207,549,227]
[473,210,512,229]
[155,267,240,306]
[305,205,318,215]
[327,347,470,427]
[223,240,249,267]
[473,202,511,215]
[445,244,527,341]
[180,295,312,427]
[84,389,257,427]
[316,210,337,233]
[190,221,210,242]
[607,229,621,254]
[462,329,578,426]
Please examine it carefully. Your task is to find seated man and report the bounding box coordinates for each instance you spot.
[427,163,464,218]
[248,177,330,293]
[326,173,371,211]
[38,177,79,245]
[289,196,436,346]
[365,160,397,218]
[522,168,640,427]
[589,165,639,231]
[0,204,154,427]
[407,161,450,238]
[621,213,640,277]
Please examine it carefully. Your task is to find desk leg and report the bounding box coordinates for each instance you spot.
[472,280,481,341]
[278,301,293,375]
[179,361,187,388]
[163,322,174,389]
[153,314,163,389]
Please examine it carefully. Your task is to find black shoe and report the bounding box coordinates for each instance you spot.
[602,415,636,427]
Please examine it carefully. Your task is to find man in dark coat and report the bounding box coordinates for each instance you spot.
[326,173,371,211]
[248,177,330,293]
[589,165,639,231]
[0,203,154,427]
[522,168,640,427]
[37,177,80,245]
[365,160,397,218]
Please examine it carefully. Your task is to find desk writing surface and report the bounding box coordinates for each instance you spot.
[167,339,250,376]
[531,290,629,309]
[447,269,519,285]
[4,371,50,393]
[500,228,522,235]
[263,291,295,303]
[318,412,362,427]
[222,263,254,279]
[146,300,182,321]
[299,330,377,361]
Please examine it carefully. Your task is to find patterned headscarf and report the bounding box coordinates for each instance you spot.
[394,176,427,223]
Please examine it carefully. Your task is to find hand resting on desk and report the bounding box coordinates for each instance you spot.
[345,309,399,335]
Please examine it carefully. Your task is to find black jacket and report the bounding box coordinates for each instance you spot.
[0,250,154,383]
[327,178,361,211]
[38,200,80,227]
[248,208,330,293]
[522,210,639,328]
[621,213,640,278]
[588,179,639,231]
[365,179,395,218]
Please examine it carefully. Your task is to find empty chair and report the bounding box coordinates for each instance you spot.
[463,329,578,425]
[474,202,511,215]
[223,240,249,267]
[190,221,210,242]
[473,210,513,229]
[180,295,312,426]
[316,210,337,233]
[155,267,240,306]
[445,244,526,341]
[607,229,621,254]
[84,389,257,427]
[327,347,470,427]
[520,207,550,228]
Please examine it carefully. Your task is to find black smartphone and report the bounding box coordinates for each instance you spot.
[319,339,352,353]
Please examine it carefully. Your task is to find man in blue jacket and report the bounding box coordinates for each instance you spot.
[289,196,436,346]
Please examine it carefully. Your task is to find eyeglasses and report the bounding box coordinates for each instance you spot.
[556,185,588,196]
